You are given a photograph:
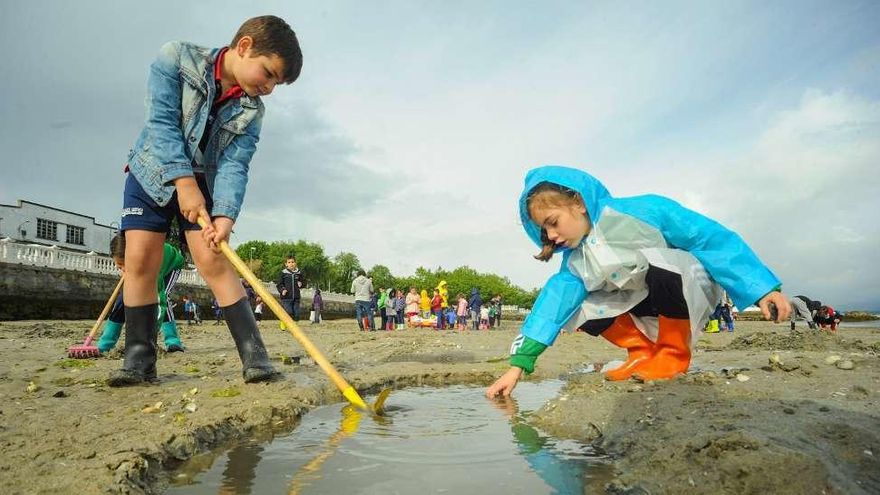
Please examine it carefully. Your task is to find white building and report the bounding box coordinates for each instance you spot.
[0,200,116,255]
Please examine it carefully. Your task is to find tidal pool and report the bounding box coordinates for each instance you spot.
[167,381,612,494]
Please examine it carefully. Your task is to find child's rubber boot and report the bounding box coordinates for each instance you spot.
[634,316,692,381]
[161,321,185,353]
[108,304,159,386]
[223,297,279,383]
[600,313,655,381]
[96,320,123,354]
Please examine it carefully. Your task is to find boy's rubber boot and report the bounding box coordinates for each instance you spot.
[96,320,123,354]
[600,313,655,381]
[108,304,159,386]
[634,316,692,381]
[161,321,185,353]
[223,297,279,383]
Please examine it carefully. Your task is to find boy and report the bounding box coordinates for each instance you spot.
[275,255,304,321]
[111,15,303,386]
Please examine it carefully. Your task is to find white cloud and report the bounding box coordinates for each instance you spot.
[640,90,880,309]
[1,1,878,310]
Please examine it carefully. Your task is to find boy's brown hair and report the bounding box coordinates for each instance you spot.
[231,15,303,84]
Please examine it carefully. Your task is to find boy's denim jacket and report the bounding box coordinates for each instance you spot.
[127,41,264,221]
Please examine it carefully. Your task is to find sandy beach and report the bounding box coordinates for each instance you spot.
[0,319,877,494]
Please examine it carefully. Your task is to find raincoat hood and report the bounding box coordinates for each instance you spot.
[519,165,611,251]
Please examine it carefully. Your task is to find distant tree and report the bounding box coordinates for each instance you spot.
[233,240,539,306]
[330,252,361,293]
[235,240,328,288]
[288,240,330,289]
[235,240,271,279]
[368,264,394,290]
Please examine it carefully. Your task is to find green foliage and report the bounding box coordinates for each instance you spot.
[330,252,362,293]
[368,264,394,290]
[236,240,330,289]
[388,265,536,307]
[233,239,538,307]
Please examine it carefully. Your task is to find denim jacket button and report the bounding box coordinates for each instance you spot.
[189,136,196,142]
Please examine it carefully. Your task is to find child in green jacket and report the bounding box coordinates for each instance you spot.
[98,234,186,353]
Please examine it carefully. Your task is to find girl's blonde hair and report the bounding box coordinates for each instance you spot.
[526,182,586,262]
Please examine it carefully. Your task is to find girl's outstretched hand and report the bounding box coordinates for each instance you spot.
[759,291,790,323]
[486,367,523,398]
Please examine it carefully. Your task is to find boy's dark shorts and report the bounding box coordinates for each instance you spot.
[120,173,212,234]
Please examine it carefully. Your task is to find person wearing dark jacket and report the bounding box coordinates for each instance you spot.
[468,288,483,331]
[311,287,323,324]
[276,255,304,321]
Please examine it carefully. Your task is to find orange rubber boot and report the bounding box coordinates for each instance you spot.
[634,316,692,381]
[601,314,655,381]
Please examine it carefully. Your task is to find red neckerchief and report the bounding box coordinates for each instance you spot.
[214,47,244,107]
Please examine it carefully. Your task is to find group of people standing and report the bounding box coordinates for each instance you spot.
[349,270,503,331]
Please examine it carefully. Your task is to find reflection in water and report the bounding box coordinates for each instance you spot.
[287,405,367,494]
[218,443,264,495]
[490,396,590,494]
[168,384,610,494]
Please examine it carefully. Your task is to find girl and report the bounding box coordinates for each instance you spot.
[385,288,397,330]
[487,166,789,396]
[420,289,431,318]
[405,287,420,326]
[479,305,490,330]
[395,289,406,330]
[456,293,468,330]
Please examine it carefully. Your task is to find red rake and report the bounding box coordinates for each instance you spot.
[68,276,124,358]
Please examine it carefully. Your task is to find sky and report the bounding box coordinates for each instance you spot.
[1,1,878,310]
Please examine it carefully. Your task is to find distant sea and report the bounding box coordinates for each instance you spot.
[840,320,880,328]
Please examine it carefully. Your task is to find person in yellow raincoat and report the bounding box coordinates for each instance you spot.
[419,289,431,317]
[436,280,449,329]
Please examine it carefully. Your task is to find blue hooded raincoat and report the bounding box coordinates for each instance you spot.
[511,166,780,371]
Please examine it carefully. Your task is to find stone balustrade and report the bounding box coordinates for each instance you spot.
[0,237,354,320]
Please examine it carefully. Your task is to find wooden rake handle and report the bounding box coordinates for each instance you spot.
[198,218,369,411]
[85,276,124,345]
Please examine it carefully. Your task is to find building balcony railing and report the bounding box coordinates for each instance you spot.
[0,237,354,303]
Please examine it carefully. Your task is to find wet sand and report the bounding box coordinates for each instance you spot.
[0,319,877,494]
